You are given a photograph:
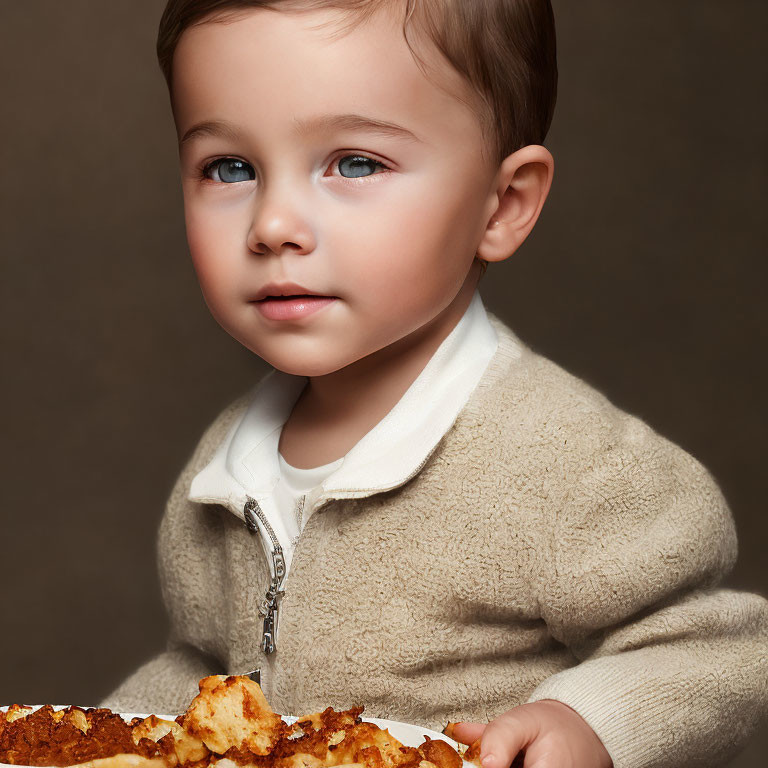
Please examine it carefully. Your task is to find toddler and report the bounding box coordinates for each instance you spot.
[102,1,768,767]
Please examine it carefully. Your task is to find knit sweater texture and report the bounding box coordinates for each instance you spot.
[102,313,768,768]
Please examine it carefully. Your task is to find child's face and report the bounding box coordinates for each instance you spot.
[173,6,500,376]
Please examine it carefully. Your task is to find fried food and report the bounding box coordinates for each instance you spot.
[181,675,286,756]
[0,676,473,768]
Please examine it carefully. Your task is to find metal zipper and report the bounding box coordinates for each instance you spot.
[243,496,286,655]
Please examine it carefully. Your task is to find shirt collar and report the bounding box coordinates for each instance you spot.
[188,288,509,514]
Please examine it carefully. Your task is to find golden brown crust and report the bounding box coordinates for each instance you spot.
[181,676,287,756]
[1,676,468,768]
[418,738,462,768]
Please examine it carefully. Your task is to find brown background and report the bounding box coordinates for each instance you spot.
[1,1,766,764]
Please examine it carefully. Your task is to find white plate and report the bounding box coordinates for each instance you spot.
[1,707,472,768]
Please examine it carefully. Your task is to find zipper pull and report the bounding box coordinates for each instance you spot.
[258,580,283,654]
[244,496,286,655]
[261,603,277,654]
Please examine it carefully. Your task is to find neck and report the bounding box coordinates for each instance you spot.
[291,264,481,434]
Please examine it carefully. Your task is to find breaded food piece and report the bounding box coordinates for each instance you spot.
[181,676,288,756]
[132,715,209,768]
[290,707,362,735]
[324,721,409,768]
[417,738,461,768]
[248,706,366,768]
[278,712,459,768]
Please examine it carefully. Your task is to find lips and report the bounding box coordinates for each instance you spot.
[259,294,314,301]
[254,294,338,321]
[251,281,334,302]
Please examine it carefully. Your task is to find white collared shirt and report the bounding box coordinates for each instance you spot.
[188,288,512,576]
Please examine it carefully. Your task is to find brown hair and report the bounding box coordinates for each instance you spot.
[156,0,557,166]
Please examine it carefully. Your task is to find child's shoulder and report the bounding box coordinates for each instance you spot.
[482,313,728,511]
[479,314,736,578]
[485,311,650,436]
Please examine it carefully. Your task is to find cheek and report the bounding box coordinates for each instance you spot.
[343,185,481,292]
[183,202,242,300]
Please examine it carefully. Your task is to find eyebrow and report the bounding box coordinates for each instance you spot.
[293,113,422,143]
[179,113,422,148]
[179,119,242,148]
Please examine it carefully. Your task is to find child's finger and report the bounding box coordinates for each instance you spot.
[443,721,486,746]
[478,711,530,768]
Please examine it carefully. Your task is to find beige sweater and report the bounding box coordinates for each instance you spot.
[102,314,768,768]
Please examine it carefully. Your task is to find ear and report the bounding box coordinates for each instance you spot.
[476,145,554,265]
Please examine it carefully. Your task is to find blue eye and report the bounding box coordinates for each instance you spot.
[199,154,388,184]
[336,155,386,178]
[203,158,255,183]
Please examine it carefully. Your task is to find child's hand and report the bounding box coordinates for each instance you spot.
[445,699,613,768]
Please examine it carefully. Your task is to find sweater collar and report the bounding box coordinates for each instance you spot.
[188,289,513,515]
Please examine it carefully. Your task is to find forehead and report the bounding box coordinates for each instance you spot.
[171,6,485,151]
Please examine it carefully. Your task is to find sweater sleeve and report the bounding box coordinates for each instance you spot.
[98,641,218,715]
[526,415,768,768]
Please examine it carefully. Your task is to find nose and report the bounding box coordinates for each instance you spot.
[246,187,316,257]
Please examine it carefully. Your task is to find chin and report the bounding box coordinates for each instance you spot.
[259,349,350,378]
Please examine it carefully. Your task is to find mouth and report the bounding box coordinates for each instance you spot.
[251,281,337,302]
[252,293,338,320]
[256,294,332,302]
